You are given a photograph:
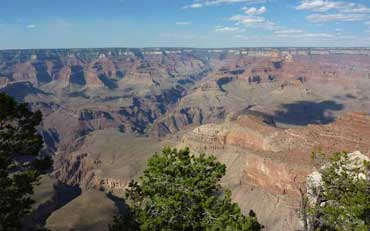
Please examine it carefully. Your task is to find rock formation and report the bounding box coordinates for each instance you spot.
[179,113,370,230]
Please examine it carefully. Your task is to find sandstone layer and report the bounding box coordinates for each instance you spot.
[179,112,370,230]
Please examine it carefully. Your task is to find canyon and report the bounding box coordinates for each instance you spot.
[179,112,370,230]
[1,48,370,230]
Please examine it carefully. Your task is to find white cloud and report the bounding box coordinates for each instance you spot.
[26,24,36,29]
[275,32,335,39]
[183,0,266,9]
[296,0,346,12]
[296,0,370,13]
[338,5,370,14]
[211,0,265,4]
[214,26,239,32]
[159,32,196,39]
[297,0,370,23]
[229,5,277,30]
[176,22,191,25]
[307,13,369,22]
[303,33,334,38]
[243,6,266,15]
[183,3,203,9]
[230,6,277,30]
[272,28,340,41]
[271,26,360,43]
[234,34,249,39]
[274,29,304,34]
[203,0,266,6]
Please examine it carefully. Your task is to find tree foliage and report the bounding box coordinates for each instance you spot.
[0,93,51,231]
[110,147,262,231]
[303,152,370,231]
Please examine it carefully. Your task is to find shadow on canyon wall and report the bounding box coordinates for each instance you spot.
[25,182,81,229]
[1,82,51,102]
[271,100,344,126]
[106,192,129,215]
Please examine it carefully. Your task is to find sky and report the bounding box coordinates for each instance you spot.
[1,0,370,49]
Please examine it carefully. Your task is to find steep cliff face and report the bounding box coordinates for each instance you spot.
[243,154,307,195]
[179,112,370,230]
[268,112,370,155]
[55,152,97,189]
[182,112,370,190]
[55,151,135,192]
[54,66,71,87]
[151,106,223,137]
[12,62,38,84]
[54,130,163,194]
[84,68,105,89]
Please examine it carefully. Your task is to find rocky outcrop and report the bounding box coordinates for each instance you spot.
[152,107,207,137]
[179,112,370,230]
[12,62,38,85]
[182,112,370,192]
[243,154,308,196]
[307,150,370,199]
[0,76,8,86]
[53,130,163,194]
[54,66,71,86]
[54,153,97,189]
[54,152,131,192]
[79,109,116,131]
[84,68,104,89]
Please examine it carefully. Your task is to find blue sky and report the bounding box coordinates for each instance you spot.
[1,0,370,49]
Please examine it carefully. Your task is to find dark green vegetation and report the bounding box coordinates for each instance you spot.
[110,147,262,231]
[302,152,370,231]
[0,93,51,231]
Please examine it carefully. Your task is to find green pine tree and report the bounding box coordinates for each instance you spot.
[0,93,51,231]
[110,147,262,231]
[303,152,370,231]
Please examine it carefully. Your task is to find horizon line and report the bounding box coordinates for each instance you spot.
[1,46,370,51]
